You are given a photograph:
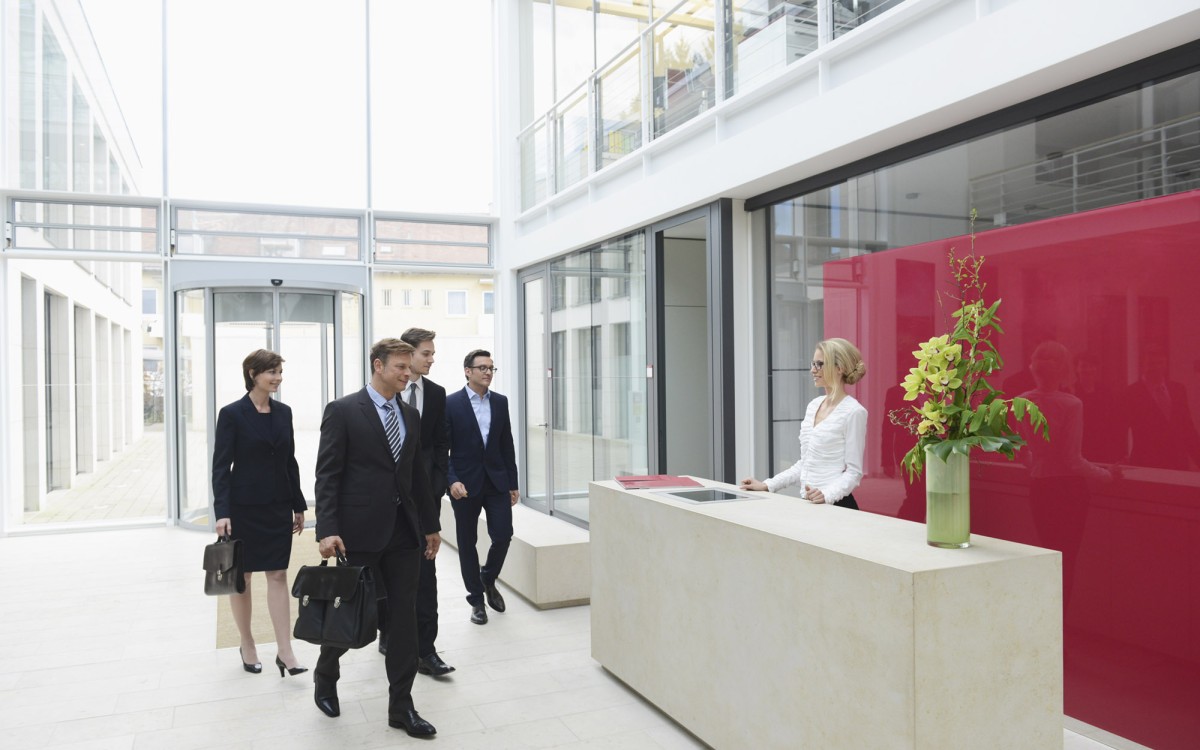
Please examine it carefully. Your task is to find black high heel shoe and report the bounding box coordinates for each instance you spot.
[240,647,262,674]
[276,655,309,677]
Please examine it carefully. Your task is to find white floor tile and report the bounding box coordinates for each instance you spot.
[0,526,1131,750]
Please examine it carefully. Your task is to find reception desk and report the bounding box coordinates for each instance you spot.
[589,480,1063,749]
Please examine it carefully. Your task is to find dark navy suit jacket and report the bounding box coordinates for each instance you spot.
[212,393,307,521]
[445,386,519,497]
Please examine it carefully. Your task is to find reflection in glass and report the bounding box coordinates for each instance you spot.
[174,208,362,260]
[520,118,550,210]
[547,234,648,523]
[556,85,590,191]
[597,42,642,169]
[651,7,716,138]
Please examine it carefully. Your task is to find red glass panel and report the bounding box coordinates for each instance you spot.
[825,190,1200,749]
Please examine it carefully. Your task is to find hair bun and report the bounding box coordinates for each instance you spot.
[845,360,867,385]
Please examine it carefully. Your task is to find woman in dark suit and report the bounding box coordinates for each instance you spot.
[213,349,308,677]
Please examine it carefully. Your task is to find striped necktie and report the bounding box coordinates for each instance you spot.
[382,402,402,462]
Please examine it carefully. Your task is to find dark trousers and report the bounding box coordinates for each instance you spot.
[452,482,513,606]
[377,538,440,657]
[834,493,859,510]
[316,511,421,716]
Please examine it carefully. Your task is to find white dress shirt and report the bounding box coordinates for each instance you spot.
[466,386,492,445]
[765,395,866,503]
[366,383,406,447]
[406,377,424,415]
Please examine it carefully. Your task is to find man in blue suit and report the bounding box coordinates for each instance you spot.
[445,349,519,625]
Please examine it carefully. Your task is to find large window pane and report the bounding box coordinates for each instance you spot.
[765,67,1200,750]
[597,41,642,169]
[174,208,361,260]
[371,271,496,387]
[556,84,590,191]
[369,0,493,213]
[651,4,716,138]
[555,1,594,105]
[166,0,366,206]
[374,219,491,266]
[4,259,165,526]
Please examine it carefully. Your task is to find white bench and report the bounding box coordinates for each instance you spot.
[438,500,590,609]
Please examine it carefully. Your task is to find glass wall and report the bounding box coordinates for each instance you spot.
[3,0,494,211]
[517,0,910,208]
[371,270,496,387]
[765,67,1200,750]
[7,257,165,526]
[1,0,498,531]
[528,231,648,525]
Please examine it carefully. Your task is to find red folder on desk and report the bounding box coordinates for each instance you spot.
[614,475,702,489]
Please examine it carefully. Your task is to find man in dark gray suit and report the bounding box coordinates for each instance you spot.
[313,338,441,738]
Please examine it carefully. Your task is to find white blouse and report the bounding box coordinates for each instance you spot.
[765,395,867,503]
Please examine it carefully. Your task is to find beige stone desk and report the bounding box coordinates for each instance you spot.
[589,479,1063,750]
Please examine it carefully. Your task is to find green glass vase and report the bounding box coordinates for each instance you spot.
[925,446,970,548]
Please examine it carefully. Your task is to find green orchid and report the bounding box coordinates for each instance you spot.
[886,219,1050,482]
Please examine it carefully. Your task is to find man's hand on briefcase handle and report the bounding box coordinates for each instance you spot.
[319,535,346,559]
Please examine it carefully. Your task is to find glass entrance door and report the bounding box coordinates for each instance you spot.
[518,234,649,527]
[176,287,362,529]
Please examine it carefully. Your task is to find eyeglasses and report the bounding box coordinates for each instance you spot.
[810,360,825,371]
[470,365,498,374]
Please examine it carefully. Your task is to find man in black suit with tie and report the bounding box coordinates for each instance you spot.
[445,349,520,626]
[382,327,455,676]
[313,338,441,738]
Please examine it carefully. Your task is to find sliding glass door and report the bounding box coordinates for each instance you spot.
[519,233,649,526]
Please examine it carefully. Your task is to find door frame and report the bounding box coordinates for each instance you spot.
[516,267,550,514]
[167,260,368,529]
[649,199,735,484]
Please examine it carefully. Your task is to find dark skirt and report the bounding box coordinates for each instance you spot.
[230,501,294,572]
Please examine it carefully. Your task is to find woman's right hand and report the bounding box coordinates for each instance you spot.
[739,478,768,492]
[216,518,231,536]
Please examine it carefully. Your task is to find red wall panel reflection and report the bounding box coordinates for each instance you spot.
[826,191,1200,749]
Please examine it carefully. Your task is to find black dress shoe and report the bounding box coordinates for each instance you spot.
[389,708,437,737]
[470,604,488,624]
[417,652,456,676]
[314,675,340,718]
[482,577,506,612]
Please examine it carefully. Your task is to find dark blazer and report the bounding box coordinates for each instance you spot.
[445,386,519,497]
[413,376,451,507]
[314,387,439,553]
[212,394,306,521]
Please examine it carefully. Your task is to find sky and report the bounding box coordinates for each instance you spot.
[77,0,495,214]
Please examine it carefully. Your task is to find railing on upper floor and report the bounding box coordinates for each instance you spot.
[517,0,909,212]
[969,114,1200,227]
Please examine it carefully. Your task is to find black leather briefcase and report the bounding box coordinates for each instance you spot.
[202,535,245,596]
[291,555,378,650]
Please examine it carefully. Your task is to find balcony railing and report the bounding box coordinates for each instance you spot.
[518,0,906,212]
[969,114,1200,227]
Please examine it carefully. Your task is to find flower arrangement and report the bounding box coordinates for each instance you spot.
[890,216,1049,481]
